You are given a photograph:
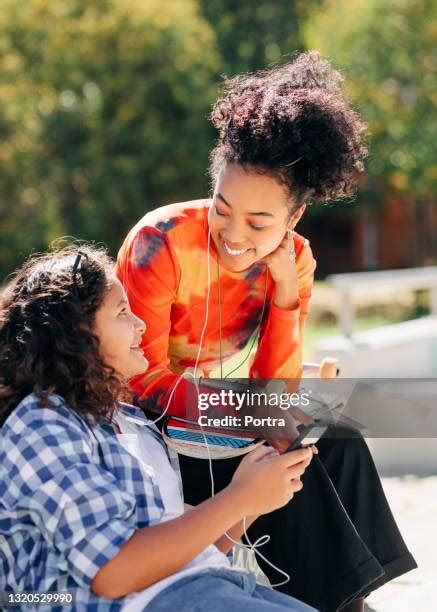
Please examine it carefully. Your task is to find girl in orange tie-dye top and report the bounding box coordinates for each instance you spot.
[116,197,315,418]
[117,53,417,612]
[116,56,366,422]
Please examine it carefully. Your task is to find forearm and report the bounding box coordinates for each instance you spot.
[250,303,302,379]
[273,280,299,310]
[91,485,245,599]
[214,515,257,554]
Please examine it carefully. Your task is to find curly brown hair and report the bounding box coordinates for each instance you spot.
[0,244,128,426]
[209,51,368,209]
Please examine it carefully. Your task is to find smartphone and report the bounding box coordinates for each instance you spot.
[198,377,264,395]
[286,420,328,452]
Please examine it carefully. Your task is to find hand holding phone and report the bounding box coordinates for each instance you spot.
[286,420,328,452]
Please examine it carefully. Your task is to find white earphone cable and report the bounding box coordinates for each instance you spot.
[144,229,213,428]
[147,227,290,587]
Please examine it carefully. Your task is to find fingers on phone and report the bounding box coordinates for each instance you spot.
[281,446,312,466]
[287,461,308,480]
[291,478,303,493]
[288,478,304,497]
[251,444,271,458]
[251,445,280,464]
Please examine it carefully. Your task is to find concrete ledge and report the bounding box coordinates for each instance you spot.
[315,316,437,378]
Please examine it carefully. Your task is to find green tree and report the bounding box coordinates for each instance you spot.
[304,0,436,201]
[200,1,320,74]
[0,0,220,280]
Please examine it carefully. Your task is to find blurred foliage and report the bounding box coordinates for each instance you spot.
[0,0,434,281]
[199,1,320,74]
[0,0,220,280]
[0,0,322,281]
[304,0,437,203]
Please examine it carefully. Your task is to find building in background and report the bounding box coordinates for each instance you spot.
[301,198,436,277]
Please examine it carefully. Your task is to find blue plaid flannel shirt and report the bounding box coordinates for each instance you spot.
[0,393,182,611]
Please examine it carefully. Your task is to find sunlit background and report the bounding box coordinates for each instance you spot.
[1,1,436,609]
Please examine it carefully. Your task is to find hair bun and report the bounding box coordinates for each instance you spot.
[210,52,368,205]
[278,51,344,92]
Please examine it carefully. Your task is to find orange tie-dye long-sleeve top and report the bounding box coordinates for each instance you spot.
[116,200,316,418]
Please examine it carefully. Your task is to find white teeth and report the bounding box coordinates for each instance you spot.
[223,240,248,256]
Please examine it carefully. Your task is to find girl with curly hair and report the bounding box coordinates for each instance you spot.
[0,245,317,611]
[117,52,417,611]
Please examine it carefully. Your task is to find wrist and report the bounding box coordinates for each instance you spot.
[273,286,299,310]
[224,481,254,518]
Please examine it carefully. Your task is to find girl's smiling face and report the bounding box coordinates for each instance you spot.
[208,164,304,272]
[94,278,148,380]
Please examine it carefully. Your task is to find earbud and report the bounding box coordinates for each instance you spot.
[286,228,296,259]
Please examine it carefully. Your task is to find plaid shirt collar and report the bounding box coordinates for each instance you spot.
[0,393,181,611]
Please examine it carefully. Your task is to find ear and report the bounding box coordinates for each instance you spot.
[288,204,306,229]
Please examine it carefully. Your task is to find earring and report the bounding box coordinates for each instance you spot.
[287,228,296,260]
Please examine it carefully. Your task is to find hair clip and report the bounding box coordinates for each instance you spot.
[71,251,89,295]
[284,156,302,167]
[72,252,84,275]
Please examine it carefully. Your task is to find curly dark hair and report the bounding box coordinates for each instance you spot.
[0,245,128,426]
[209,51,368,209]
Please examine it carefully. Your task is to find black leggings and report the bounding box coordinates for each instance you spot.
[178,426,417,612]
